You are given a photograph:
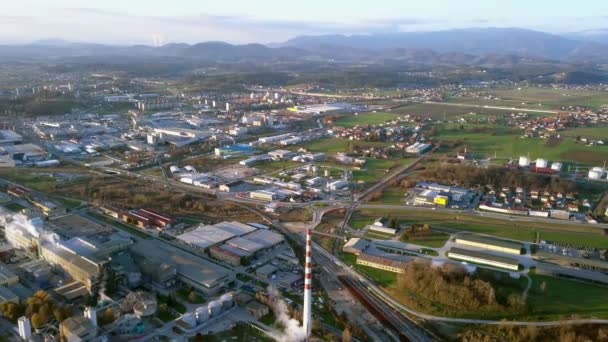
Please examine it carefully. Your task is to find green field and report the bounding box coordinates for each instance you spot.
[363,231,395,240]
[370,187,404,204]
[391,102,518,119]
[527,274,608,319]
[0,173,58,192]
[334,111,402,128]
[400,231,450,248]
[448,87,608,110]
[353,158,414,185]
[560,125,608,140]
[436,125,608,165]
[353,209,608,248]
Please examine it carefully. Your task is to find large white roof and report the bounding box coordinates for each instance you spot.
[177,225,235,249]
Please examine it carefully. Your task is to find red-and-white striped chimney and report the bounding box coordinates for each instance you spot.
[303,228,312,339]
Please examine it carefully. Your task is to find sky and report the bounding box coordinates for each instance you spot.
[1,0,608,45]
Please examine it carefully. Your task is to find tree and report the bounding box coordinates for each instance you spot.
[188,291,201,303]
[102,308,115,326]
[38,303,52,324]
[389,217,399,229]
[31,313,44,329]
[1,302,24,322]
[342,327,352,342]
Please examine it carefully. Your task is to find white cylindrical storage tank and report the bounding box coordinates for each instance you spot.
[518,156,530,167]
[220,293,233,310]
[535,158,548,168]
[181,313,196,328]
[195,306,209,323]
[588,170,602,179]
[551,162,562,171]
[324,169,330,177]
[312,165,319,174]
[208,300,222,317]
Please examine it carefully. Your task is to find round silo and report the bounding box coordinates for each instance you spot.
[195,306,209,324]
[208,300,222,317]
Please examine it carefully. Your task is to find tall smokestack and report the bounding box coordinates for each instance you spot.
[303,228,312,339]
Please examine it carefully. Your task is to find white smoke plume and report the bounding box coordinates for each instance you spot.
[267,285,307,342]
[1,209,60,246]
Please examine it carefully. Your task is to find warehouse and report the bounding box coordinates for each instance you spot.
[1,143,47,161]
[342,238,370,255]
[213,221,257,236]
[454,234,524,255]
[219,180,244,193]
[268,149,295,160]
[0,130,23,145]
[214,144,254,158]
[405,142,432,154]
[226,237,265,254]
[447,247,520,271]
[209,245,251,266]
[414,189,440,206]
[356,253,408,274]
[130,239,233,296]
[250,190,277,202]
[242,229,284,249]
[256,264,278,278]
[176,225,236,251]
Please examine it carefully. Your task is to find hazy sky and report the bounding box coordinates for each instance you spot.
[1,0,608,45]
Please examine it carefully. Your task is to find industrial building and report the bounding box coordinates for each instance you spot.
[405,142,432,154]
[447,247,520,271]
[191,223,284,265]
[454,234,524,255]
[250,190,277,202]
[369,218,397,235]
[0,143,47,161]
[0,287,19,305]
[130,239,233,295]
[256,264,278,278]
[0,265,18,287]
[60,315,98,342]
[0,130,23,145]
[100,205,174,230]
[342,238,370,255]
[214,144,254,158]
[209,245,250,266]
[39,235,133,292]
[176,225,236,251]
[356,253,408,273]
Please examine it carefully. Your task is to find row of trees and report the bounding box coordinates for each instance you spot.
[459,323,608,342]
[0,290,73,329]
[396,260,526,313]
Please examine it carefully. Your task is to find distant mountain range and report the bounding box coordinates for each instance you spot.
[3,28,608,65]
